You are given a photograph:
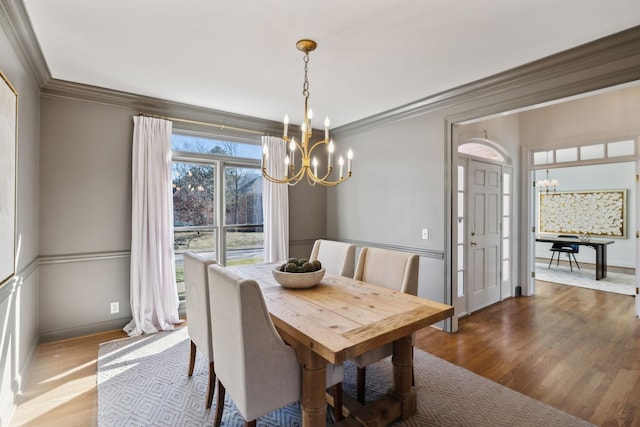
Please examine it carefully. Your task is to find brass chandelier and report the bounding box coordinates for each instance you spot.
[262,39,353,186]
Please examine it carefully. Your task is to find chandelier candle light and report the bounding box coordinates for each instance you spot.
[262,39,353,186]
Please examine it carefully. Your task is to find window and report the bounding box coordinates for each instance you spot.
[502,171,511,283]
[456,165,465,298]
[580,144,604,160]
[172,133,264,299]
[458,143,504,161]
[608,139,635,157]
[555,147,578,163]
[532,138,636,167]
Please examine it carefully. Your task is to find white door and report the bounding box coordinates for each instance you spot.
[468,160,502,312]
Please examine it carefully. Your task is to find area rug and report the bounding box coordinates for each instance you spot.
[535,263,635,296]
[97,326,593,426]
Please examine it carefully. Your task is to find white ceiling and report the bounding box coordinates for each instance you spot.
[21,0,640,127]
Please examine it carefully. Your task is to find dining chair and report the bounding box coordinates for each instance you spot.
[207,264,345,426]
[345,247,419,404]
[309,239,356,277]
[183,251,217,408]
[548,235,580,272]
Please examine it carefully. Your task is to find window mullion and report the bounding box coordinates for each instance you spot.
[216,159,225,264]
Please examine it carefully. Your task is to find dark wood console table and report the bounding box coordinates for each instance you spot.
[536,236,615,280]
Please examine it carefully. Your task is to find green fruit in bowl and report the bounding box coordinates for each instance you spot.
[300,262,315,272]
[284,262,299,273]
[279,259,323,274]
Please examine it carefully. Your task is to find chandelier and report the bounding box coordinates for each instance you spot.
[262,39,353,186]
[536,169,559,193]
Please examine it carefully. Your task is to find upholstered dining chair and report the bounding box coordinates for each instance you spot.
[344,247,419,404]
[309,239,356,277]
[183,251,218,408]
[207,264,345,426]
[548,235,581,272]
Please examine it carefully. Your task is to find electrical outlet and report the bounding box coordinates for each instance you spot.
[422,228,429,240]
[110,302,119,314]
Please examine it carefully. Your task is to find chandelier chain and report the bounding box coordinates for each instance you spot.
[303,52,310,98]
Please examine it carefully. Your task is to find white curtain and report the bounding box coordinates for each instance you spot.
[262,136,289,262]
[124,116,181,336]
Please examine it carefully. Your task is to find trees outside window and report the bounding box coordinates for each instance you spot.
[171,134,263,299]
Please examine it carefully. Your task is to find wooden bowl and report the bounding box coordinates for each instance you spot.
[272,268,325,289]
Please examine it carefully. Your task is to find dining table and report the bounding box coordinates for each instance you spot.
[231,262,454,427]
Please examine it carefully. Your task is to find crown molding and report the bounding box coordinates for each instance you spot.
[335,25,640,137]
[0,0,50,86]
[41,78,285,137]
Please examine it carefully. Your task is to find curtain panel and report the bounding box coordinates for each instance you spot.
[124,116,181,336]
[262,136,289,262]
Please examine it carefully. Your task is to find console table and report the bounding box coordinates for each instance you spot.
[536,236,614,280]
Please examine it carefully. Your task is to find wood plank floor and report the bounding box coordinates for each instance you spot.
[417,280,640,427]
[10,281,640,426]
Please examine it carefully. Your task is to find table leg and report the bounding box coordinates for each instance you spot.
[299,349,327,427]
[595,244,607,280]
[391,335,417,419]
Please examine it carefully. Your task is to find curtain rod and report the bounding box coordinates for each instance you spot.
[138,113,264,136]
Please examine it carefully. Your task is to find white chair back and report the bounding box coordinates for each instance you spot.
[310,239,356,277]
[354,247,419,295]
[183,251,217,361]
[207,264,301,422]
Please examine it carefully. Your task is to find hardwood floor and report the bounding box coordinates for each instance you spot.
[9,329,127,427]
[10,281,640,426]
[417,281,640,427]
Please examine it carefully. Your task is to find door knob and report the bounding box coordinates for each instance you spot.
[470,241,477,246]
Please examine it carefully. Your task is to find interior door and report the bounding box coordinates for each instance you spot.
[468,159,502,312]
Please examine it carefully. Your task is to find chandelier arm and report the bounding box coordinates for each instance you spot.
[262,172,302,186]
[261,169,291,184]
[307,138,329,155]
[311,167,333,182]
[310,173,352,187]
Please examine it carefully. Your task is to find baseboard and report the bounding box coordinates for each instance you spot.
[535,257,635,275]
[39,317,130,344]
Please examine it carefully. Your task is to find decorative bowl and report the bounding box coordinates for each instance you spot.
[272,268,325,289]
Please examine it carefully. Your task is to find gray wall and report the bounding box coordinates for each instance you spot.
[329,115,447,304]
[0,17,40,427]
[37,94,327,342]
[38,97,135,340]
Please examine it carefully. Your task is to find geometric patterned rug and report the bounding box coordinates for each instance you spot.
[97,326,594,426]
[535,263,635,296]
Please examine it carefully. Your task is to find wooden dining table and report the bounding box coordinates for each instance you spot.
[232,262,454,427]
